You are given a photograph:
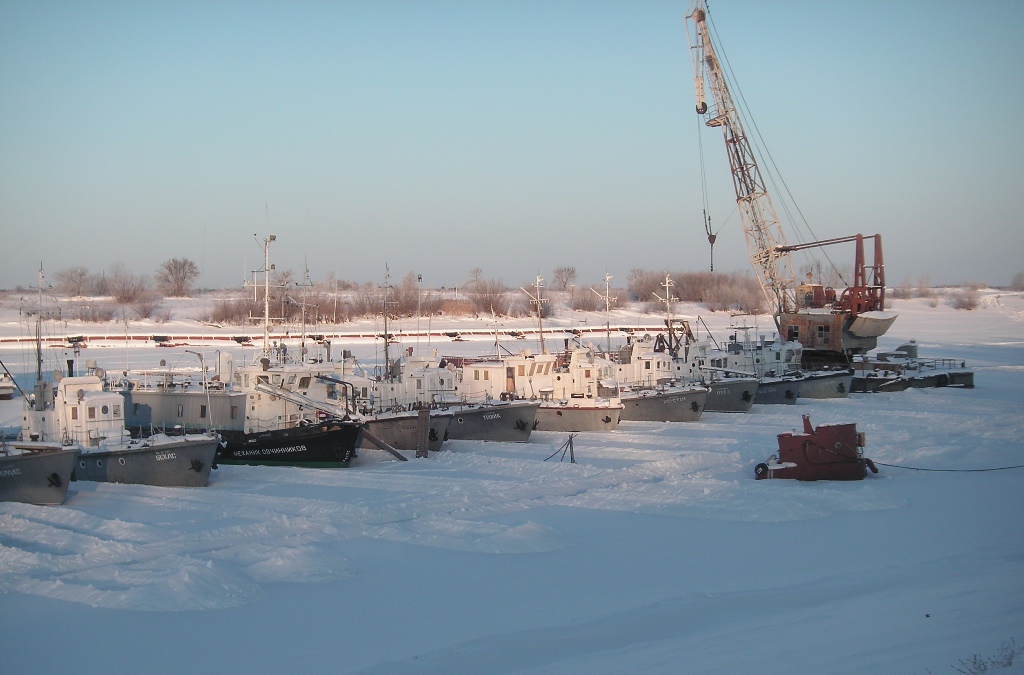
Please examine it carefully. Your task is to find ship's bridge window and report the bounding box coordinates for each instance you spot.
[298,376,310,389]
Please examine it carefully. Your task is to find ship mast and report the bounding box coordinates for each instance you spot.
[251,234,276,359]
[520,275,548,353]
[590,272,614,353]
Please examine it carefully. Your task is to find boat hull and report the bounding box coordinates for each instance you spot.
[218,420,360,468]
[442,401,540,442]
[358,412,452,452]
[798,370,854,399]
[755,416,876,481]
[74,436,219,487]
[851,374,911,393]
[0,445,80,505]
[619,388,707,422]
[752,377,801,405]
[703,378,758,412]
[534,404,622,432]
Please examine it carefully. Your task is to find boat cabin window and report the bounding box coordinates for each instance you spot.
[298,376,311,389]
[645,361,651,370]
[787,326,800,342]
[177,404,184,418]
[416,379,422,390]
[816,325,830,345]
[474,370,480,381]
[88,406,96,419]
[272,375,281,385]
[113,404,121,418]
[200,404,207,419]
[257,375,268,385]
[484,371,489,380]
[230,405,238,419]
[71,407,79,420]
[518,365,526,376]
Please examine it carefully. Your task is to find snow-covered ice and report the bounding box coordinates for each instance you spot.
[1,291,1022,674]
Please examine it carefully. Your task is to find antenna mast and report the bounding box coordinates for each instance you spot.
[520,275,548,353]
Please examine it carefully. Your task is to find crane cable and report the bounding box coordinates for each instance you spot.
[705,9,848,288]
[696,113,718,272]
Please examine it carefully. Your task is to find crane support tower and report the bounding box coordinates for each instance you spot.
[685,0,896,365]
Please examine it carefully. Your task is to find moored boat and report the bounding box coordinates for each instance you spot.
[0,442,79,505]
[755,415,878,481]
[851,340,974,392]
[23,374,219,487]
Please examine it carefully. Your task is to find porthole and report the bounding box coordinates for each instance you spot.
[101,405,109,414]
[96,459,103,467]
[119,457,126,465]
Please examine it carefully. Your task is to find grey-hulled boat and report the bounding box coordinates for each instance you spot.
[703,377,758,412]
[798,368,854,398]
[359,409,452,453]
[0,442,79,505]
[851,340,974,393]
[23,374,220,487]
[618,385,708,422]
[750,375,801,404]
[441,400,540,442]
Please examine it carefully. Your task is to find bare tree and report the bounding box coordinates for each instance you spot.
[465,267,483,291]
[54,266,90,296]
[107,262,151,305]
[155,258,200,297]
[469,279,510,315]
[552,266,577,291]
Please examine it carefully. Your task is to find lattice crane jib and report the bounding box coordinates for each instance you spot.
[686,0,796,318]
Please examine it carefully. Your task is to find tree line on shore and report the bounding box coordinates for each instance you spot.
[10,260,766,325]
[14,259,1017,325]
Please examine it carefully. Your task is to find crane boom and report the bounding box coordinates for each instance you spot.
[686,0,796,321]
[684,0,896,364]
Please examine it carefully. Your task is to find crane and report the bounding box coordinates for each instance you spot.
[685,0,895,365]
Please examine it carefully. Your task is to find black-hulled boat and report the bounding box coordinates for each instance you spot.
[217,418,362,468]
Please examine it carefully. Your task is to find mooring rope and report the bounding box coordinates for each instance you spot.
[872,462,1024,473]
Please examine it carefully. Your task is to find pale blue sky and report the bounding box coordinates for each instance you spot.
[2,0,1022,291]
